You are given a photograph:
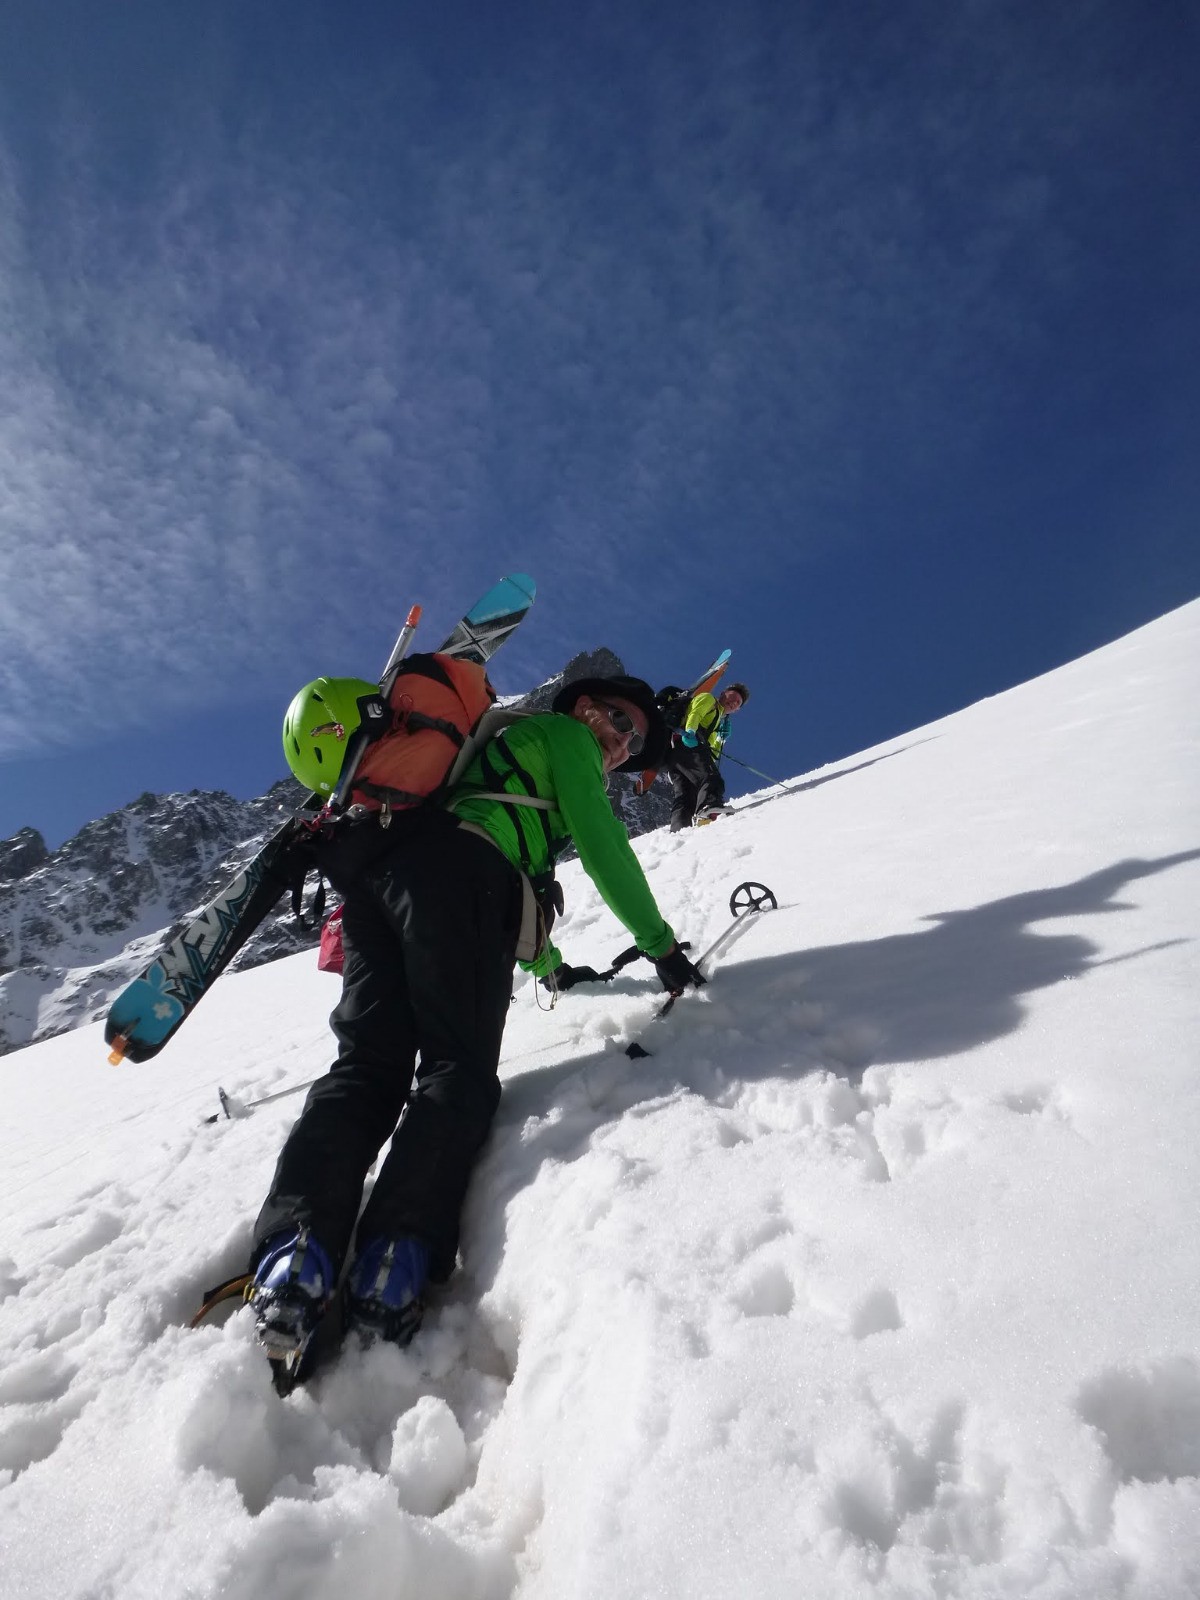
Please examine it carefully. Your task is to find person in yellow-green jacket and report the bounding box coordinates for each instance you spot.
[247,673,704,1372]
[665,681,750,831]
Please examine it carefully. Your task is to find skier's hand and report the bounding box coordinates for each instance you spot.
[652,945,706,996]
[540,962,612,993]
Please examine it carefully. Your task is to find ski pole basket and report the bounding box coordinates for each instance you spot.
[626,879,778,1056]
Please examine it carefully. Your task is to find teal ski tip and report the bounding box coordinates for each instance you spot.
[434,574,537,661]
[465,574,535,623]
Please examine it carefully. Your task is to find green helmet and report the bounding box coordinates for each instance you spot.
[282,676,378,794]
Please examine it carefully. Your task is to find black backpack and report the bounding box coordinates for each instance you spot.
[655,685,691,731]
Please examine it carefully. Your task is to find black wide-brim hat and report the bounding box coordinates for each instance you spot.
[550,674,669,772]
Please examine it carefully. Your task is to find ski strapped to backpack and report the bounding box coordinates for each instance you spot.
[104,575,535,1065]
[635,648,731,794]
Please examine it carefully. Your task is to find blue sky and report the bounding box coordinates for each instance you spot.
[1,0,1197,848]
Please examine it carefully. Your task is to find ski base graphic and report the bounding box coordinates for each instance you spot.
[106,819,313,1064]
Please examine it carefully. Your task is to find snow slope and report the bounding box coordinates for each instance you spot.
[1,601,1198,1600]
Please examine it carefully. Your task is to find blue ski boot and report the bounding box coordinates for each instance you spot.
[246,1227,335,1389]
[345,1235,429,1348]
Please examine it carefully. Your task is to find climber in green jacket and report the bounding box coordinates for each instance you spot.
[453,679,680,982]
[248,673,704,1361]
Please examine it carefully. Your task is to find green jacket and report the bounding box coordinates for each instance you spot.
[682,691,730,755]
[450,712,675,975]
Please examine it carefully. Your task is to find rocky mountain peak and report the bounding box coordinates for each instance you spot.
[0,827,49,884]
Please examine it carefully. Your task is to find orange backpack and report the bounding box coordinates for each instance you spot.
[349,653,497,817]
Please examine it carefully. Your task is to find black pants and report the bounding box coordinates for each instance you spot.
[252,818,522,1282]
[665,743,725,831]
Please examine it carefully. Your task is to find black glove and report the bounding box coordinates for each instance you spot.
[652,945,706,996]
[540,962,612,993]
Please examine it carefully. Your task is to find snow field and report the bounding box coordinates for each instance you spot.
[1,600,1198,1597]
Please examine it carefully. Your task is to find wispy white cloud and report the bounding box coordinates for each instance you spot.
[0,1,1181,755]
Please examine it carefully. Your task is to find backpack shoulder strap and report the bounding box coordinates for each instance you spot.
[444,706,533,791]
[446,710,551,809]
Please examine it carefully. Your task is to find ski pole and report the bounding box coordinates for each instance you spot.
[722,752,787,786]
[663,883,775,1006]
[202,1077,317,1124]
[625,881,777,1057]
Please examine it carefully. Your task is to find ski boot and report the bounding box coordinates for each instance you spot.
[246,1227,335,1393]
[693,805,732,827]
[345,1235,429,1349]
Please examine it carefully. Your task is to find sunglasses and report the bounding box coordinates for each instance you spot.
[596,702,645,756]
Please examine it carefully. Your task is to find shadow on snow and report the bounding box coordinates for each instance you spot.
[489,848,1199,1173]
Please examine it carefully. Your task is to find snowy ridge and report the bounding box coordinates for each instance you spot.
[0,602,1197,1598]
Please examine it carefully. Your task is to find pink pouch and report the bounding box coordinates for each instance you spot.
[317,905,345,974]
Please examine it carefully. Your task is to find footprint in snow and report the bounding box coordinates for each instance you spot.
[1076,1356,1200,1484]
[849,1286,904,1340]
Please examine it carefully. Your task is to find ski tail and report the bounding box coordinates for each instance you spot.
[105,818,316,1064]
[686,647,731,696]
[436,573,536,662]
